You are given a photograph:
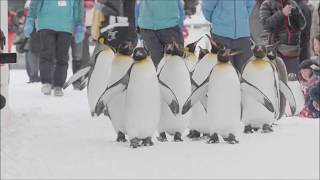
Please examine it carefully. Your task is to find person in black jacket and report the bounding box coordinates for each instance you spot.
[260,0,306,75]
[297,0,312,62]
[93,0,137,49]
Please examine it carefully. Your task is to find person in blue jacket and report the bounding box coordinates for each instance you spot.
[137,0,185,67]
[24,0,84,96]
[202,0,254,72]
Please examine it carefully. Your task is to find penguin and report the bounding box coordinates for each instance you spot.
[182,49,275,144]
[157,42,192,142]
[97,47,179,148]
[63,37,115,116]
[241,43,297,133]
[183,36,203,72]
[95,41,135,143]
[186,46,210,140]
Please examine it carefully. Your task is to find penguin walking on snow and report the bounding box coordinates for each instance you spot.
[97,48,179,148]
[95,42,135,142]
[242,43,296,133]
[157,42,192,142]
[182,49,275,144]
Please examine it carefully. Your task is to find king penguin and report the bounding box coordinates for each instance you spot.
[242,43,296,133]
[182,49,275,144]
[157,42,192,142]
[97,47,179,148]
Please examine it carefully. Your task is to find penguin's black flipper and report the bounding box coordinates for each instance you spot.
[96,66,132,111]
[182,78,209,115]
[279,80,297,115]
[63,66,91,89]
[159,79,180,115]
[241,78,275,113]
[78,77,88,91]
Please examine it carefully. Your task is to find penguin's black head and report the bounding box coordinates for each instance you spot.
[171,42,185,58]
[133,47,148,61]
[117,41,134,56]
[266,49,277,60]
[198,47,209,60]
[185,36,203,53]
[217,49,241,63]
[164,43,174,55]
[252,44,267,59]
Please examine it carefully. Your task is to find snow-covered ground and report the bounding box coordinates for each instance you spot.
[1,70,319,179]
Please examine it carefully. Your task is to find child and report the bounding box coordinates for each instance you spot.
[311,34,320,60]
[298,59,320,118]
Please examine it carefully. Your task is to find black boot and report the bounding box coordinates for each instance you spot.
[142,137,154,146]
[223,133,239,144]
[116,131,127,142]
[157,132,168,142]
[262,124,274,133]
[207,133,219,144]
[192,130,201,139]
[130,138,141,148]
[173,132,183,142]
[244,125,254,134]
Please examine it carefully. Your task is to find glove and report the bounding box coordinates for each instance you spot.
[75,25,85,43]
[24,17,35,38]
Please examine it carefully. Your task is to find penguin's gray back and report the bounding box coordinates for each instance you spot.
[192,53,218,85]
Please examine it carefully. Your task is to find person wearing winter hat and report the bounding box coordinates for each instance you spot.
[24,0,84,96]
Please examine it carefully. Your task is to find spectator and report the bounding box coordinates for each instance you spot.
[260,0,306,75]
[24,0,85,96]
[297,0,312,62]
[310,2,320,44]
[137,0,184,67]
[298,59,320,118]
[202,0,254,72]
[92,0,137,50]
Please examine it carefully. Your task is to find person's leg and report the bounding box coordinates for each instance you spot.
[29,51,40,82]
[71,37,83,74]
[80,27,91,68]
[159,25,184,49]
[39,29,56,85]
[231,37,253,73]
[140,29,163,67]
[25,50,33,82]
[54,32,72,88]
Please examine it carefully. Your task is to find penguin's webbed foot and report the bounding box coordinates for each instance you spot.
[142,137,154,146]
[207,133,219,144]
[262,124,274,133]
[244,125,254,134]
[157,132,168,142]
[116,131,127,142]
[187,130,201,140]
[130,138,141,148]
[223,133,239,144]
[173,132,183,142]
[187,130,195,138]
[201,133,210,140]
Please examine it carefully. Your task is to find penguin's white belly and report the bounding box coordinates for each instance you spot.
[126,62,161,139]
[108,93,127,134]
[87,50,114,114]
[192,54,217,85]
[207,65,241,137]
[158,57,191,135]
[189,103,208,133]
[285,81,304,116]
[242,64,277,128]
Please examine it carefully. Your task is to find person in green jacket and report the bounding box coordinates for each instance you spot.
[137,0,184,66]
[24,0,84,96]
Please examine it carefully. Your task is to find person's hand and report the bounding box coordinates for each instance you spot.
[75,25,84,43]
[24,17,34,38]
[282,4,294,16]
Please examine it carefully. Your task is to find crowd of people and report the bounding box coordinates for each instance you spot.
[5,0,320,118]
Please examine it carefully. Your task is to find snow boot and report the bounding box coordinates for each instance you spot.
[53,87,64,97]
[223,133,239,144]
[116,131,127,142]
[262,124,274,133]
[130,138,141,148]
[207,133,219,144]
[41,83,52,95]
[173,132,183,142]
[142,137,154,146]
[157,132,168,142]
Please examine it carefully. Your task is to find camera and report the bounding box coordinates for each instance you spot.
[0,29,17,64]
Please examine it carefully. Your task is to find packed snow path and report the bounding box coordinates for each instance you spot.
[1,70,319,179]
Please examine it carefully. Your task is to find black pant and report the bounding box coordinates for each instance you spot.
[140,26,184,67]
[211,33,253,73]
[279,55,300,75]
[39,29,72,87]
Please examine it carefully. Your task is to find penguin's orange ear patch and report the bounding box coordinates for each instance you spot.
[98,37,105,44]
